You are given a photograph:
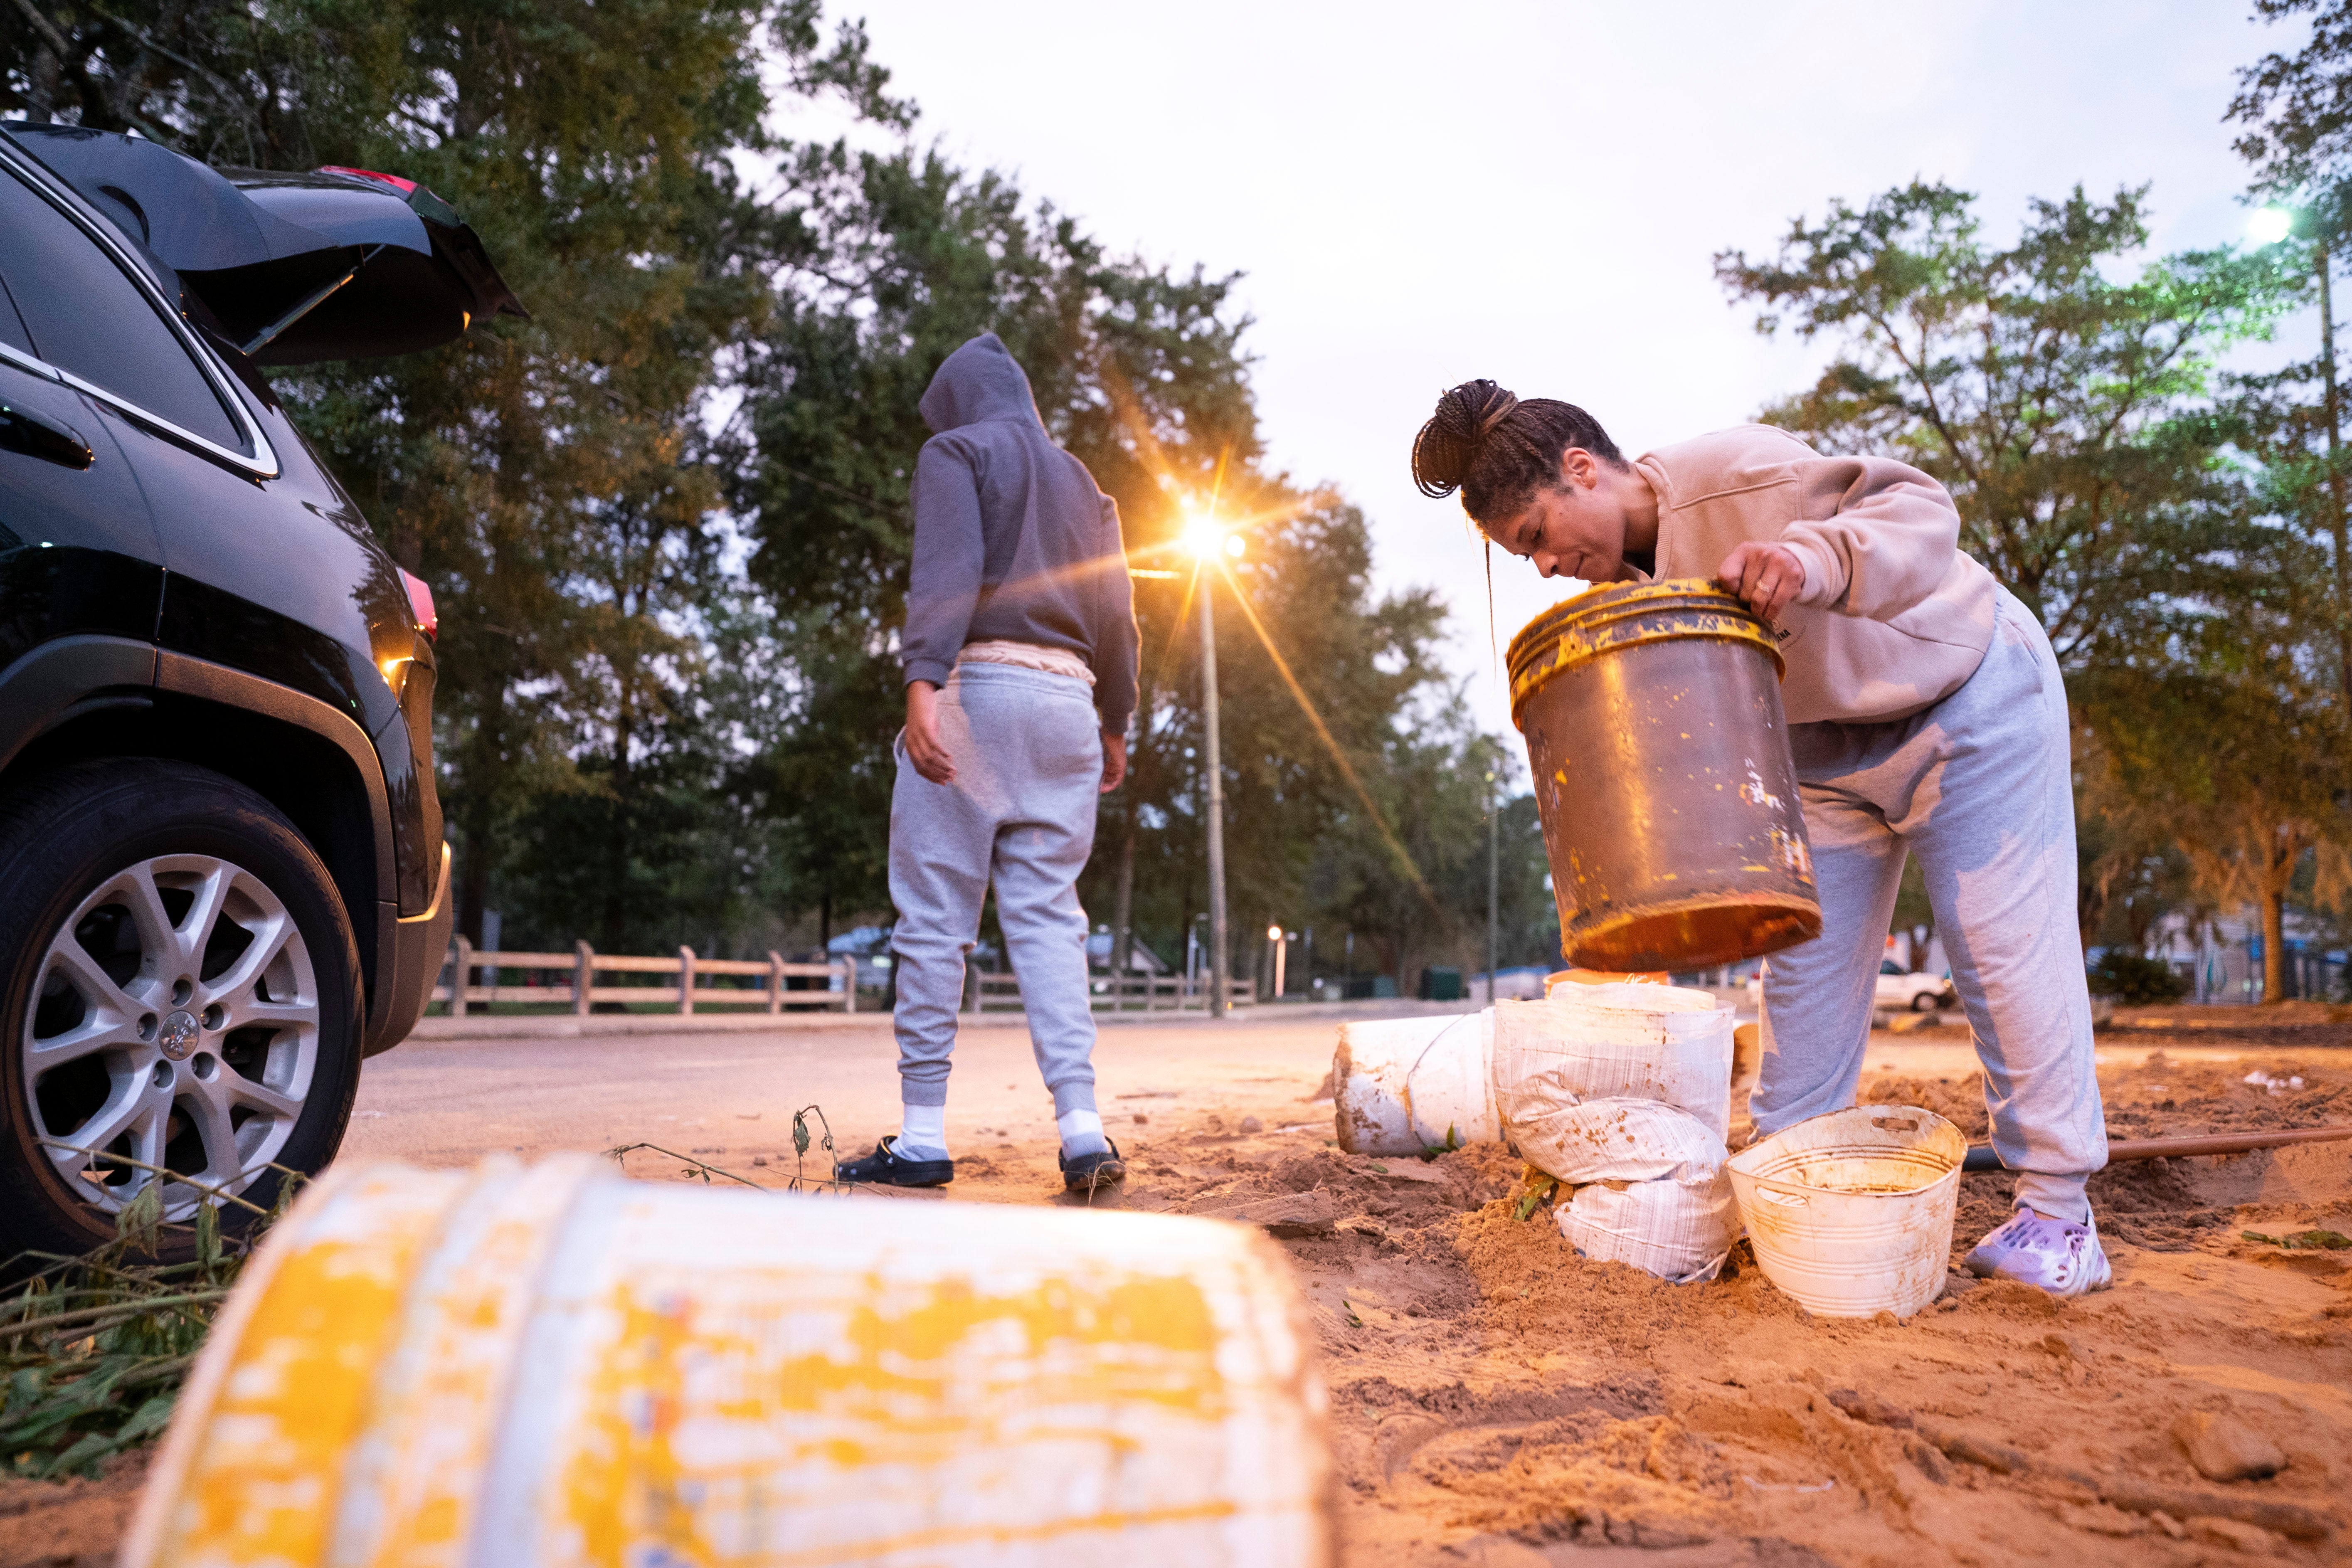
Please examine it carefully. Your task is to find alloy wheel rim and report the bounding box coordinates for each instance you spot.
[22,854,319,1222]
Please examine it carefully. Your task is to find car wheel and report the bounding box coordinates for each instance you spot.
[1911,989,1943,1012]
[0,760,362,1260]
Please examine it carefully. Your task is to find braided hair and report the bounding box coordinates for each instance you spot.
[1410,379,1624,524]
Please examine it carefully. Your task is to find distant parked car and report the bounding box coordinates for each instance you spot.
[1877,960,1953,1011]
[1744,962,1954,1012]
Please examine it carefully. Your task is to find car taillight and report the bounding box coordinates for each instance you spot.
[400,569,437,639]
[318,164,419,195]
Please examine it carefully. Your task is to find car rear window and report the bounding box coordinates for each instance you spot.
[0,167,245,453]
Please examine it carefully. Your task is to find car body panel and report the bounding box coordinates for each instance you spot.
[0,356,167,660]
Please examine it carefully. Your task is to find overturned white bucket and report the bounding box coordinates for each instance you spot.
[1332,1011,1495,1156]
[1726,1106,1967,1318]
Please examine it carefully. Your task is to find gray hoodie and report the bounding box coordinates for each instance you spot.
[905,333,1139,730]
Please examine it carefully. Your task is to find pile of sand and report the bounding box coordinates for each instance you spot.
[12,1048,2348,1567]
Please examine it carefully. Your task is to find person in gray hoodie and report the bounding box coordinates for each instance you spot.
[840,333,1140,1193]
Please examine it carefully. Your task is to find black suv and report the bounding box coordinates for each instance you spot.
[0,126,468,1256]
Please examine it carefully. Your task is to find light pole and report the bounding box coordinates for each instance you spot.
[1184,506,1244,1018]
[2255,202,2352,722]
[1485,767,1499,1001]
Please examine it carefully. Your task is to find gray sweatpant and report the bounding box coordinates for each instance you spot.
[889,661,1102,1117]
[1755,585,2107,1222]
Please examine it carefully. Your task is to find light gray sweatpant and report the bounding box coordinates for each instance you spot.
[1755,585,2107,1222]
[889,661,1102,1119]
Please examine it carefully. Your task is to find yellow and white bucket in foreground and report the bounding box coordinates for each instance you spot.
[121,1156,1332,1568]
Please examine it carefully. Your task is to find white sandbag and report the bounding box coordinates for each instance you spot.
[1507,1095,1726,1185]
[1558,1174,1739,1284]
[1332,1010,1497,1156]
[1491,991,1734,1144]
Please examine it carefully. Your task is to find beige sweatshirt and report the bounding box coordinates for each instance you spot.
[1629,424,1998,725]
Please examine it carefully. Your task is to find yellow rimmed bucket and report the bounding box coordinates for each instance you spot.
[121,1155,1334,1567]
[1508,578,1819,970]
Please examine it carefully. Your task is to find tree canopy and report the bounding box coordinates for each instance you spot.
[5,0,1547,986]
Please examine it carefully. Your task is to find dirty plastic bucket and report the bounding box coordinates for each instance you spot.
[1509,579,1820,970]
[1332,1010,1495,1156]
[1726,1106,1967,1319]
[121,1156,1333,1568]
[1491,987,1734,1144]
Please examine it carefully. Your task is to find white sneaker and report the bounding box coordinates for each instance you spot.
[1964,1204,2113,1296]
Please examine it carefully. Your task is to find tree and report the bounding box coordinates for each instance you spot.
[1717,179,2352,1000]
[1715,182,2294,668]
[2076,672,2349,1003]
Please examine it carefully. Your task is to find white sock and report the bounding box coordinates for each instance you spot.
[1057,1107,1107,1157]
[896,1103,948,1161]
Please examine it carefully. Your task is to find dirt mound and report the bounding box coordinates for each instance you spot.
[2105,1053,2352,1136]
[0,1451,146,1567]
[22,1036,2352,1568]
[1857,1071,1990,1138]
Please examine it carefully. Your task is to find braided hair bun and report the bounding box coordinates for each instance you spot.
[1410,380,1625,523]
[1411,380,1521,499]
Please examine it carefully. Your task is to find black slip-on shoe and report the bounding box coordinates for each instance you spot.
[1059,1139,1126,1191]
[838,1137,954,1188]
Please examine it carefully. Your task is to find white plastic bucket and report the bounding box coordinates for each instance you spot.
[1490,989,1734,1144]
[1332,1010,1495,1156]
[122,1156,1333,1567]
[1726,1105,1967,1319]
[1558,1175,1738,1284]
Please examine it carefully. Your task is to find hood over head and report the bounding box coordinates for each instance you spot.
[919,332,1044,434]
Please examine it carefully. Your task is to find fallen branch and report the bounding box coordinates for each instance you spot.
[602,1144,766,1189]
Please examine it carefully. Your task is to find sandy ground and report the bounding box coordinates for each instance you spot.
[5,1005,2348,1566]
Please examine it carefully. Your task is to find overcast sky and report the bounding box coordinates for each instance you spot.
[804,1,2299,743]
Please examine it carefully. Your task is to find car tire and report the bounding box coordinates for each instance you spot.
[1911,989,1943,1012]
[0,759,362,1261]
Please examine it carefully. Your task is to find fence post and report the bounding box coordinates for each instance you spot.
[841,956,856,1013]
[678,945,695,1015]
[765,950,785,1015]
[574,940,594,1016]
[451,935,472,1017]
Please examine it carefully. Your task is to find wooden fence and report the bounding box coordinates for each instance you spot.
[975,972,1255,1013]
[431,942,1257,1018]
[432,939,853,1016]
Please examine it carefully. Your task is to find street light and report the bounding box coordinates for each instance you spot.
[1183,503,1243,1018]
[2249,199,2352,708]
